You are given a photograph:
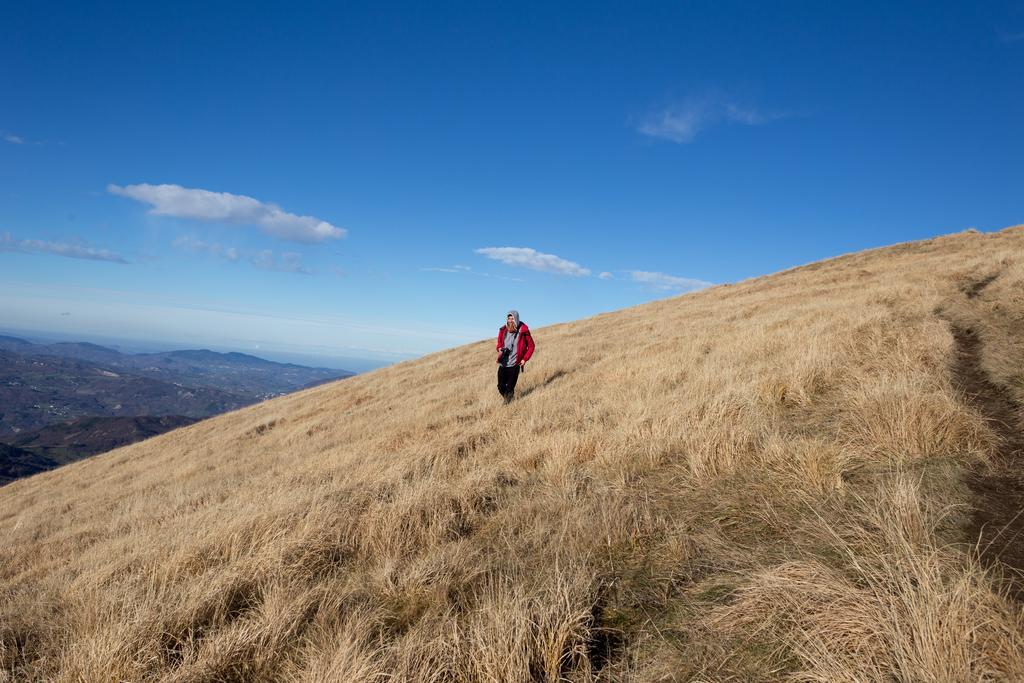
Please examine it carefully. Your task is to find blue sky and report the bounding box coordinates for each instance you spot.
[2,1,1022,370]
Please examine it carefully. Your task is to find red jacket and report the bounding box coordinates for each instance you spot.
[496,322,535,365]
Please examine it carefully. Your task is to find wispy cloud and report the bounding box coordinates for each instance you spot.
[637,95,783,144]
[474,247,591,277]
[598,271,613,280]
[1,232,129,263]
[421,267,467,274]
[108,183,346,243]
[251,249,310,274]
[173,235,314,275]
[627,270,712,292]
[1,131,56,146]
[173,235,239,262]
[421,264,523,282]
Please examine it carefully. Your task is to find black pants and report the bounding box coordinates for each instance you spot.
[497,364,521,399]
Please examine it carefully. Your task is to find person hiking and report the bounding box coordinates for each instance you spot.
[496,310,535,403]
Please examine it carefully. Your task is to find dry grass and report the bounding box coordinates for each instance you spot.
[2,226,1024,681]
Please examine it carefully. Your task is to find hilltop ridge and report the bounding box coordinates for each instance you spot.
[2,227,1024,681]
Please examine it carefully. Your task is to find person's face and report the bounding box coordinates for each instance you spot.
[506,315,515,329]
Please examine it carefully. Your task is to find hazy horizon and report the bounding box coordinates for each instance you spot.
[0,324,401,373]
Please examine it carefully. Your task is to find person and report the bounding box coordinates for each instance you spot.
[495,310,535,403]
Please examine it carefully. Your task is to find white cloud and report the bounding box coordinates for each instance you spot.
[474,247,591,277]
[108,183,346,243]
[2,133,25,145]
[1,232,129,263]
[598,271,613,280]
[173,235,240,262]
[628,270,713,292]
[251,249,310,274]
[637,95,779,144]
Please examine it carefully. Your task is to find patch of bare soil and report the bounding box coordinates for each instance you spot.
[951,277,1024,599]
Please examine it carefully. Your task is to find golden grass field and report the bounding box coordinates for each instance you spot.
[2,227,1024,681]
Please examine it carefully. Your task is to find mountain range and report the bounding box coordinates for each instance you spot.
[0,338,353,484]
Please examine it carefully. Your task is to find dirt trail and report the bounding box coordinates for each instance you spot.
[950,276,1024,599]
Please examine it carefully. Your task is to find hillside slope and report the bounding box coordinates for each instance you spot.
[2,227,1024,681]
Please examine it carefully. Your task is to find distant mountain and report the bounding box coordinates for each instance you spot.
[10,415,198,466]
[0,339,354,485]
[0,443,56,486]
[46,341,127,364]
[0,415,197,486]
[162,349,277,364]
[0,349,250,438]
[0,338,354,398]
[0,335,35,350]
[128,349,351,397]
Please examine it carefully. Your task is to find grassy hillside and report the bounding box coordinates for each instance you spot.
[2,227,1023,681]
